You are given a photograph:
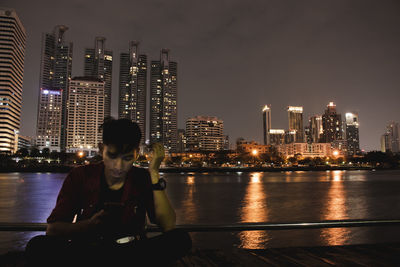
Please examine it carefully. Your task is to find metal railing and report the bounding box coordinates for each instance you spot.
[1,219,400,232]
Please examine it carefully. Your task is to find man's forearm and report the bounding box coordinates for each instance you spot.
[153,190,176,231]
[150,170,176,231]
[46,220,91,237]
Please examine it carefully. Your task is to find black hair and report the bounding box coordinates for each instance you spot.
[100,117,141,154]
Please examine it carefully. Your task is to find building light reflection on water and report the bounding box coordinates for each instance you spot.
[186,176,195,185]
[321,170,350,245]
[179,176,197,223]
[284,171,303,183]
[333,170,343,181]
[250,172,261,183]
[239,172,270,249]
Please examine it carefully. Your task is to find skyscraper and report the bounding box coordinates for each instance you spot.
[381,122,400,153]
[0,8,26,153]
[284,130,297,144]
[381,133,390,153]
[177,129,186,152]
[269,129,285,145]
[84,37,112,118]
[304,126,312,144]
[287,106,304,143]
[118,41,147,143]
[186,116,224,151]
[150,49,177,151]
[36,25,72,151]
[36,89,62,151]
[66,77,104,157]
[262,105,271,145]
[321,102,342,143]
[309,115,323,143]
[345,112,360,156]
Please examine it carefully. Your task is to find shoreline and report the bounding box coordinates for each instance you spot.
[0,165,395,173]
[160,166,376,173]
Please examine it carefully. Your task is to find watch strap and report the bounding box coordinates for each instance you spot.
[152,178,166,190]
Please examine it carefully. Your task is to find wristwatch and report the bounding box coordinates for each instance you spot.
[152,178,166,190]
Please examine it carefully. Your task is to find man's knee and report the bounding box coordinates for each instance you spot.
[26,235,69,259]
[25,235,47,253]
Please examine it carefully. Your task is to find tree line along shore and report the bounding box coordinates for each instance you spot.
[0,150,398,173]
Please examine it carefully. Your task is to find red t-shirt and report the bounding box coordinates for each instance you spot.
[47,162,156,237]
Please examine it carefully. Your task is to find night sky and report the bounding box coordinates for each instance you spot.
[4,0,400,151]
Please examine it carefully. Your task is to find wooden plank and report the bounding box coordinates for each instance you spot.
[290,248,334,266]
[247,250,284,266]
[224,248,276,266]
[340,244,398,266]
[200,249,239,266]
[4,243,400,267]
[292,248,336,266]
[270,247,335,266]
[296,246,366,267]
[257,248,309,266]
[333,246,383,266]
[175,249,219,267]
[248,249,301,266]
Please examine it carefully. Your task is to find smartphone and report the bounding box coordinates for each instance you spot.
[103,202,123,215]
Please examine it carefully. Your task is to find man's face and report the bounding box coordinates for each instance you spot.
[101,144,137,180]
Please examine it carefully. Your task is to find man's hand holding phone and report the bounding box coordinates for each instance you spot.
[88,202,123,232]
[103,202,124,217]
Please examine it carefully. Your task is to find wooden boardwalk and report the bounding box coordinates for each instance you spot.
[2,243,400,266]
[174,243,400,266]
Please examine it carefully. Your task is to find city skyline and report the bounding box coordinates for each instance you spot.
[3,1,400,151]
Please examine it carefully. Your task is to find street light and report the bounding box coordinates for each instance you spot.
[252,149,258,166]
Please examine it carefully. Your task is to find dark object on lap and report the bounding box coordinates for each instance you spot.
[25,228,192,267]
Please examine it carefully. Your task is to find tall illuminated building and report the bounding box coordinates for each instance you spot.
[284,130,297,144]
[177,129,186,152]
[345,112,360,156]
[150,49,177,151]
[36,89,62,151]
[66,77,104,157]
[288,106,304,143]
[381,122,400,153]
[84,37,112,118]
[118,41,147,144]
[262,105,271,145]
[389,122,400,153]
[304,126,312,144]
[309,115,323,143]
[223,135,230,150]
[186,116,224,151]
[0,8,26,153]
[269,129,285,145]
[321,102,342,143]
[36,25,72,151]
[381,133,390,153]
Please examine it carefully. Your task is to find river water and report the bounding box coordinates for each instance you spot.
[1,169,400,253]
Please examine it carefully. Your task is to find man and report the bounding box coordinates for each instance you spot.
[26,118,191,266]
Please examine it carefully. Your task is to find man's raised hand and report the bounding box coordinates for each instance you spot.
[148,143,165,183]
